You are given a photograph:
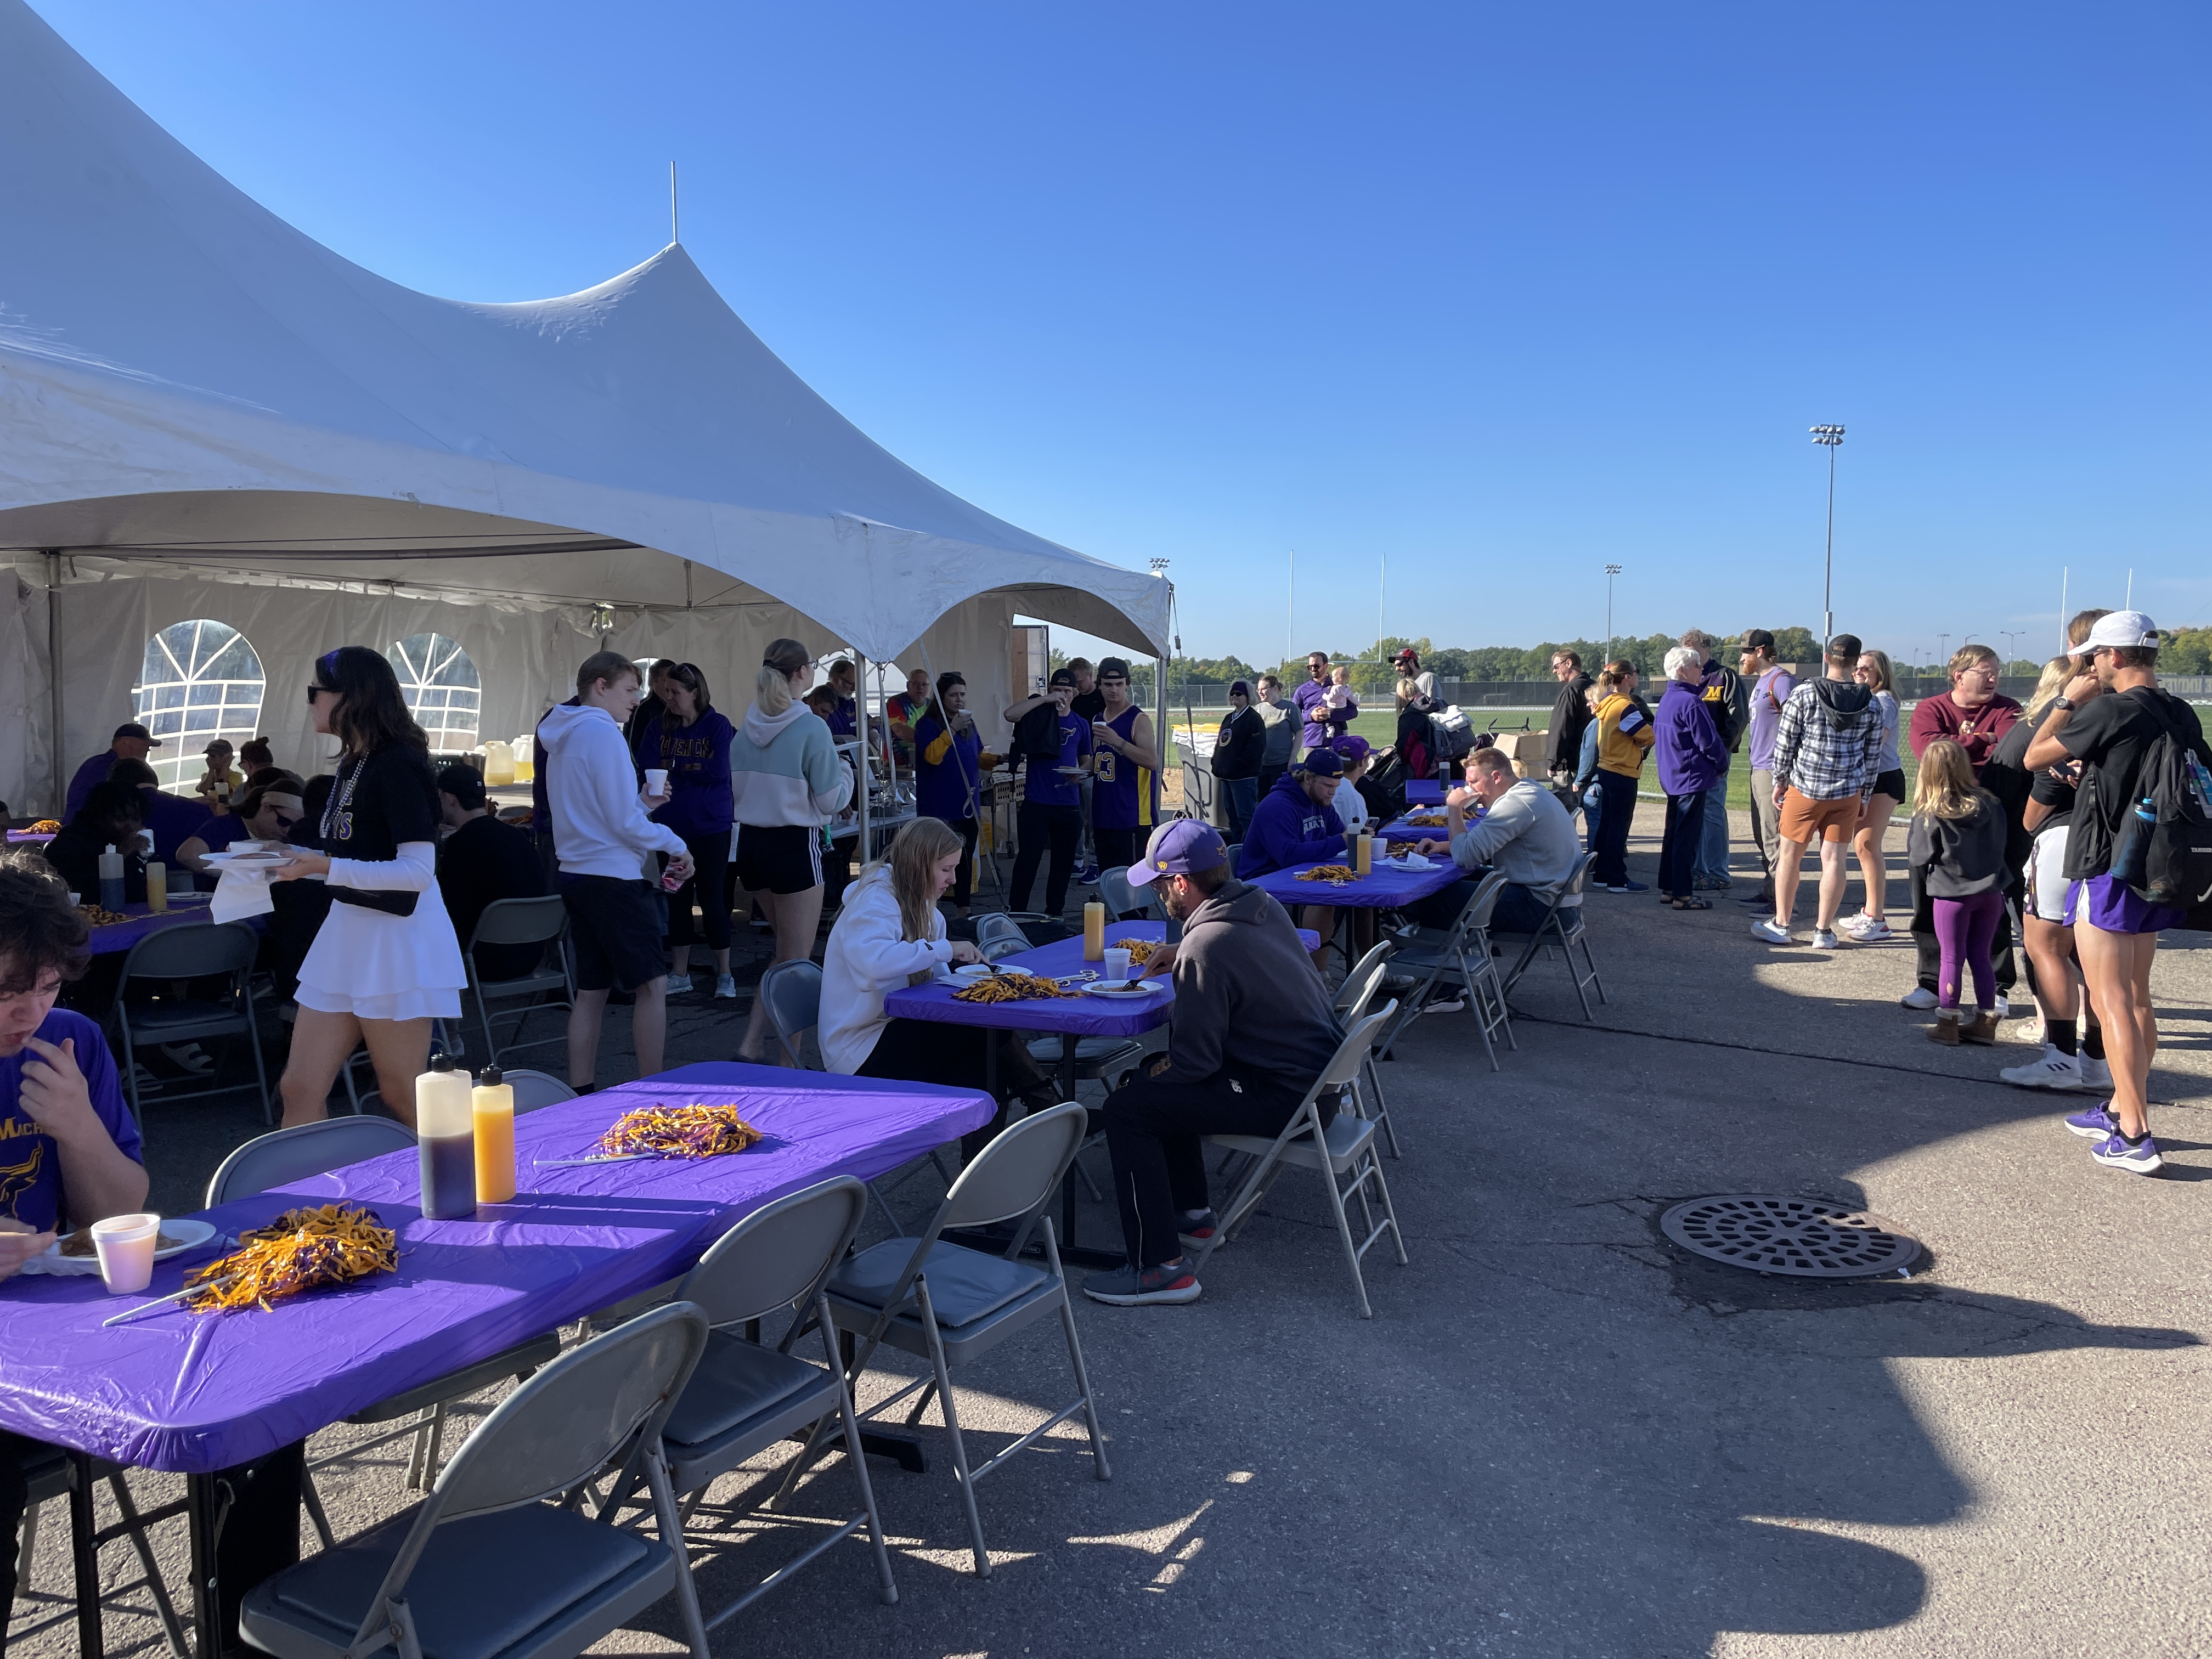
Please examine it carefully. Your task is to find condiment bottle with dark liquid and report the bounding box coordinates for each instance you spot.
[415,1054,477,1219]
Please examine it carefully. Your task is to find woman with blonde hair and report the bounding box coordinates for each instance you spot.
[1908,738,2008,1045]
[817,821,1057,1132]
[729,637,853,1059]
[1588,659,1654,891]
[1839,648,1905,940]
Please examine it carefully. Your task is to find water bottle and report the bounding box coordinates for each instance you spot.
[98,844,126,912]
[2110,798,2157,889]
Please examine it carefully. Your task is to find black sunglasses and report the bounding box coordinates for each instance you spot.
[304,684,332,704]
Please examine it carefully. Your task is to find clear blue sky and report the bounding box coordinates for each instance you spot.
[33,1,2210,669]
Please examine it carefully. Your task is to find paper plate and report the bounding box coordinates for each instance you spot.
[201,850,285,867]
[29,1218,219,1276]
[1082,980,1161,999]
[1054,765,1085,775]
[950,964,997,983]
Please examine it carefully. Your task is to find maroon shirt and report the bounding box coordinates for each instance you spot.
[1908,691,2022,773]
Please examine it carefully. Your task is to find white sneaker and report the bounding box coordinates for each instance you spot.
[1999,1045,2084,1090]
[1751,918,1794,945]
[1423,994,1466,1014]
[1992,994,2011,1019]
[714,973,739,1000]
[1810,929,1839,951]
[2078,1056,2113,1091]
[1899,986,1940,1011]
[1842,915,1894,942]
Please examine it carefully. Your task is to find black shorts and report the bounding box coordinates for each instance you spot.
[1872,768,1907,803]
[734,822,824,895]
[561,875,668,993]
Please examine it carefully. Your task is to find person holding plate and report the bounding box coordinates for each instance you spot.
[269,648,466,1127]
[1005,667,1093,916]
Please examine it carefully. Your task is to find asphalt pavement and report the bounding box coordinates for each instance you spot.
[15,807,2210,1658]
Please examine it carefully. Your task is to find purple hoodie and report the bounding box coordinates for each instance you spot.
[1656,679,1729,796]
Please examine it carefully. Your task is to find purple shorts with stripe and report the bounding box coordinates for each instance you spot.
[2065,873,2185,937]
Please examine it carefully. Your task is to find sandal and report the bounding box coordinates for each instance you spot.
[1671,897,1713,911]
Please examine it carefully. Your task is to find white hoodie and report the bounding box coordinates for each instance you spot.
[818,866,955,1074]
[539,702,689,880]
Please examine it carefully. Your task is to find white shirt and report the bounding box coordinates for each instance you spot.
[1333,776,1368,834]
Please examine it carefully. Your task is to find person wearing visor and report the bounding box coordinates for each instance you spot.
[1082,820,1344,1308]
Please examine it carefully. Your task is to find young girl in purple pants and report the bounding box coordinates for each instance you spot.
[1908,738,2010,1046]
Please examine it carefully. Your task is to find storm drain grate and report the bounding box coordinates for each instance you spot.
[1659,1195,1922,1279]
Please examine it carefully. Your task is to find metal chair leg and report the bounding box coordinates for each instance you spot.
[914,1277,990,1577]
[103,1474,191,1659]
[1042,1221,1111,1482]
[817,1293,900,1604]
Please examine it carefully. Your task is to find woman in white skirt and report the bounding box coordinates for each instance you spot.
[272,646,465,1126]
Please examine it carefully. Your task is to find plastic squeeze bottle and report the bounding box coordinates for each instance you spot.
[414,1054,477,1219]
[98,844,126,911]
[1082,899,1106,962]
[472,1065,517,1204]
[1355,832,1373,877]
[145,861,168,913]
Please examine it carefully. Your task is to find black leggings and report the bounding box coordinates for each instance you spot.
[1591,771,1638,888]
[1011,802,1083,914]
[858,1017,1056,1162]
[664,832,732,950]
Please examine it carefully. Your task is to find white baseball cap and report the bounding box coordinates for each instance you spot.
[2076,610,2159,656]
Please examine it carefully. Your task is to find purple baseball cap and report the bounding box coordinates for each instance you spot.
[1300,747,1344,778]
[1127,819,1230,886]
[1331,734,1372,763]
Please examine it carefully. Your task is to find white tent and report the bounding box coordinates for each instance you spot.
[0,0,1170,810]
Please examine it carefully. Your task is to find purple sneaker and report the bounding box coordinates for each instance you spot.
[2090,1132,2163,1175]
[2063,1101,2120,1139]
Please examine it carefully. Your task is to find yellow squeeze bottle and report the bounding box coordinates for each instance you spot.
[1082,900,1106,961]
[145,862,168,912]
[1355,832,1373,876]
[473,1065,517,1204]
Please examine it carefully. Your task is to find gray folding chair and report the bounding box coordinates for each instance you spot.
[1331,943,1404,1158]
[503,1068,577,1114]
[1492,853,1605,1019]
[1379,869,1516,1069]
[240,1302,713,1659]
[971,914,1030,958]
[208,1119,564,1540]
[1096,866,1154,921]
[111,919,270,1129]
[1197,1005,1408,1319]
[818,1102,1110,1577]
[605,1178,898,1626]
[758,958,953,1235]
[462,895,575,1067]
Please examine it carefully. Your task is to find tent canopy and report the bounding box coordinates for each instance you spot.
[0,0,1168,663]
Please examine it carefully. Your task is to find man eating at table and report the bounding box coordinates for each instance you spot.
[0,849,149,1281]
[1406,746,1583,935]
[1236,747,1350,972]
[1084,821,1343,1308]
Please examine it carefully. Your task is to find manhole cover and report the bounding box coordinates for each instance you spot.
[1660,1195,1921,1279]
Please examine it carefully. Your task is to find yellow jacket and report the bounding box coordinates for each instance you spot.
[1594,693,1654,777]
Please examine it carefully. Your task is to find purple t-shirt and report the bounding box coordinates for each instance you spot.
[1293,677,1333,748]
[0,1008,142,1234]
[1748,667,1797,772]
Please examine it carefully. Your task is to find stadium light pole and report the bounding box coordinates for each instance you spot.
[1604,563,1622,665]
[2000,629,2025,668]
[1938,632,1950,667]
[1810,425,1845,642]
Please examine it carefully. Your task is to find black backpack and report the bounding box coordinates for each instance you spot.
[2104,690,2212,912]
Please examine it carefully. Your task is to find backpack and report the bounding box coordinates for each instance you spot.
[1429,705,1476,761]
[2105,691,2212,912]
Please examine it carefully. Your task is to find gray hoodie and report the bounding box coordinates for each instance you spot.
[1163,878,1342,1094]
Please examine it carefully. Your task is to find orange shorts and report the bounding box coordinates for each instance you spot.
[1778,788,1862,844]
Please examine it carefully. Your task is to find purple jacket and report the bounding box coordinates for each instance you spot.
[1656,680,1729,797]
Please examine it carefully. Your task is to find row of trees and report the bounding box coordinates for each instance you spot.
[1055,625,2212,706]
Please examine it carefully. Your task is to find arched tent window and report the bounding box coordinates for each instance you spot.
[133,620,266,790]
[388,633,482,753]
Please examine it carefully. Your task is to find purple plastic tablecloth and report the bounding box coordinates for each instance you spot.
[0,1062,991,1474]
[1404,779,1452,806]
[882,919,1323,1039]
[5,831,56,845]
[83,895,252,957]
[1375,814,1453,845]
[1248,857,1464,911]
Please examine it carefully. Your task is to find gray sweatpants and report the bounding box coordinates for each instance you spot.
[1750,768,1784,898]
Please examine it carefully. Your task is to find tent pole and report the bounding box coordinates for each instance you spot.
[855,651,872,870]
[1156,645,1171,824]
[45,551,64,817]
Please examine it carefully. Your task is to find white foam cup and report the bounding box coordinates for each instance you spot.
[1104,947,1132,986]
[91,1212,161,1295]
[645,768,669,795]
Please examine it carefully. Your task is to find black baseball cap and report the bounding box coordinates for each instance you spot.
[112,723,162,747]
[1048,668,1080,690]
[1741,629,1776,653]
[435,763,486,810]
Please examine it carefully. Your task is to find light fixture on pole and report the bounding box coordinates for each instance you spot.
[1604,564,1622,665]
[2000,629,2025,668]
[1938,632,1950,667]
[1810,424,1845,642]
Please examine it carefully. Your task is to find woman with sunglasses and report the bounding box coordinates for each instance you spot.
[175,771,306,887]
[269,648,465,1127]
[640,662,738,999]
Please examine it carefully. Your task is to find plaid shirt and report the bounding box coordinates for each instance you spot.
[1771,680,1884,801]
